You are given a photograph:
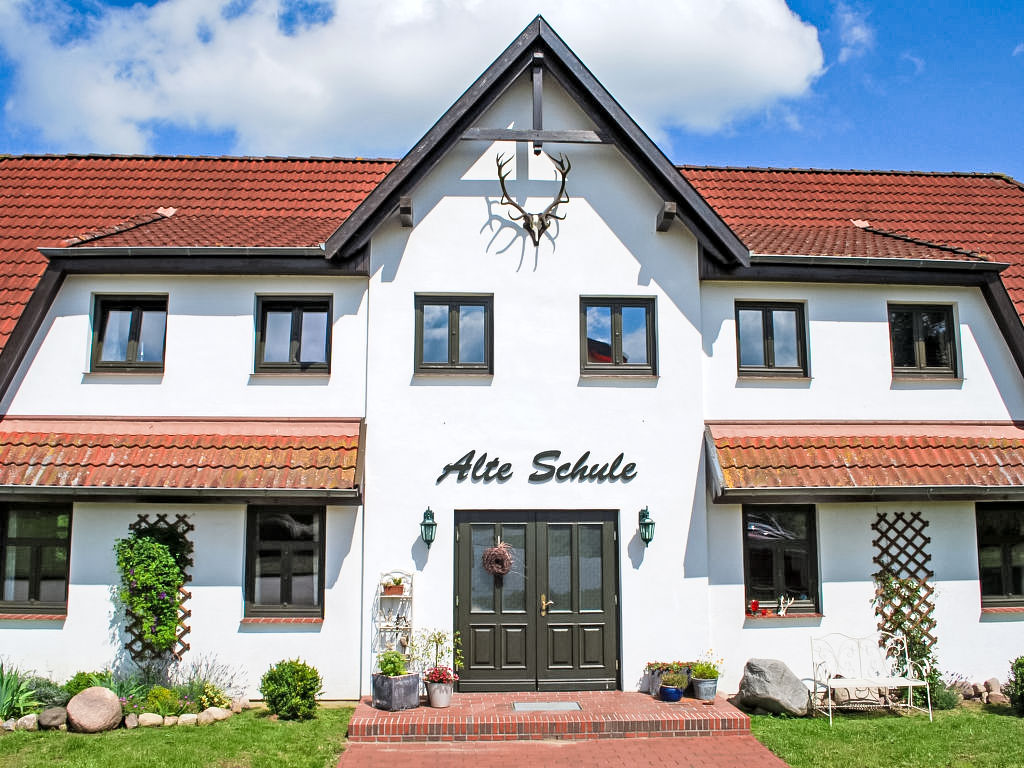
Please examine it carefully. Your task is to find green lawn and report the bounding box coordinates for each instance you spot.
[752,703,1024,768]
[0,707,352,768]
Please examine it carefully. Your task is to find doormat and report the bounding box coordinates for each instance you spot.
[512,701,582,712]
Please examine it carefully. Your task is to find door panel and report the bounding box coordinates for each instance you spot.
[456,510,619,692]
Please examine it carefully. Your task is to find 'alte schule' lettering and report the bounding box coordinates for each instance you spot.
[435,449,636,484]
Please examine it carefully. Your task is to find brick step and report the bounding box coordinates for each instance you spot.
[346,691,750,743]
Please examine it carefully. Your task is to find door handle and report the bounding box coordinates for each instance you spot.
[540,593,555,616]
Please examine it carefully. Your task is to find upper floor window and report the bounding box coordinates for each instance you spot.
[742,505,819,614]
[735,302,807,377]
[415,294,493,374]
[580,297,656,376]
[888,304,956,377]
[255,296,331,373]
[245,506,325,618]
[1,505,71,614]
[976,504,1024,608]
[92,295,167,371]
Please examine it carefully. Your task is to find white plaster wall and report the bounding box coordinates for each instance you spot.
[0,502,364,699]
[707,501,1022,693]
[702,281,1024,420]
[2,275,368,418]
[360,75,713,694]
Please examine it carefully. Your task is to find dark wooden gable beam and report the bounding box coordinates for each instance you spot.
[323,15,749,268]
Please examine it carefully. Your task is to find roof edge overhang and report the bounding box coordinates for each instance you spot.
[749,253,1007,272]
[711,485,1024,504]
[323,15,749,267]
[0,485,361,505]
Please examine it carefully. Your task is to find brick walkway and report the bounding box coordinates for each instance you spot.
[338,736,789,767]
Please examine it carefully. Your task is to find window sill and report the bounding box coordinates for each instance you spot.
[737,375,811,382]
[579,372,659,380]
[891,376,963,383]
[240,616,324,624]
[0,612,66,621]
[980,606,1024,614]
[82,371,164,380]
[744,612,823,620]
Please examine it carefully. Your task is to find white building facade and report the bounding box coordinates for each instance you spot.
[2,18,1023,698]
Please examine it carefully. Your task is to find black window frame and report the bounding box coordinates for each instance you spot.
[244,505,326,618]
[414,294,494,374]
[0,505,72,615]
[579,297,657,376]
[975,503,1024,608]
[91,295,168,372]
[734,301,808,377]
[254,296,332,373]
[742,504,820,614]
[887,304,958,378]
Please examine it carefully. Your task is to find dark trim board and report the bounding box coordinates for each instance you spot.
[0,486,361,505]
[712,486,1024,504]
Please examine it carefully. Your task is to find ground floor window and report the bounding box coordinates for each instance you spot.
[976,504,1024,607]
[1,505,71,613]
[742,505,819,613]
[245,506,325,617]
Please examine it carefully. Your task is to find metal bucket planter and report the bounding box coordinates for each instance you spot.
[643,670,664,695]
[426,682,453,708]
[372,673,421,711]
[691,677,718,701]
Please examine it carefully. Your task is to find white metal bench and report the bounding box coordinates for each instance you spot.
[811,631,932,724]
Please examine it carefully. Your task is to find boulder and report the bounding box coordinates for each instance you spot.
[985,677,1001,693]
[988,692,1010,705]
[163,716,178,726]
[1,718,15,732]
[138,713,163,727]
[736,658,810,716]
[38,707,67,730]
[197,709,217,726]
[66,686,123,733]
[16,713,38,731]
[230,697,248,714]
[972,683,986,698]
[207,706,230,721]
[124,713,139,729]
[177,713,198,726]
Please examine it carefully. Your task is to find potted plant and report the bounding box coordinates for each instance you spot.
[382,576,404,596]
[411,628,464,708]
[658,670,690,703]
[690,650,723,701]
[643,661,686,696]
[371,650,420,711]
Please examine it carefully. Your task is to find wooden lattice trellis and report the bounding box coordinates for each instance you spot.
[871,510,937,650]
[125,513,194,661]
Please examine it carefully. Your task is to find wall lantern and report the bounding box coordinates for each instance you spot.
[420,508,437,549]
[638,507,655,547]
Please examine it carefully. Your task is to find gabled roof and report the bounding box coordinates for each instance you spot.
[705,421,1024,502]
[323,15,749,268]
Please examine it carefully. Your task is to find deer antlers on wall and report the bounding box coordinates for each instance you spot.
[496,152,571,246]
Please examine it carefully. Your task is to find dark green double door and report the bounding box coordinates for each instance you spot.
[455,510,619,691]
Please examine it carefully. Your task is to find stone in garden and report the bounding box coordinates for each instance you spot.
[207,706,230,721]
[1,718,14,731]
[16,713,38,731]
[231,697,248,713]
[988,692,1010,705]
[163,715,178,726]
[38,707,67,730]
[736,658,810,716]
[981,691,989,703]
[178,713,198,726]
[124,713,138,729]
[972,683,986,697]
[138,713,163,727]
[66,686,123,733]
[985,677,1001,692]
[197,709,216,725]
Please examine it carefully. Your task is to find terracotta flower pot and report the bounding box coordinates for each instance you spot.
[382,584,404,596]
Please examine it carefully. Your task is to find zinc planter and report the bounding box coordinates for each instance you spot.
[426,682,454,708]
[691,677,718,701]
[372,673,421,711]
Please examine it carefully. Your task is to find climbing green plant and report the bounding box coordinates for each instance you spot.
[115,534,184,652]
[873,569,942,703]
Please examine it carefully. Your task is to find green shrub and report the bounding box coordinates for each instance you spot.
[26,676,70,707]
[1008,656,1024,716]
[64,670,107,698]
[114,534,184,652]
[144,685,184,716]
[197,681,231,710]
[260,659,322,720]
[661,671,690,688]
[377,651,407,677]
[0,663,41,720]
[931,678,962,710]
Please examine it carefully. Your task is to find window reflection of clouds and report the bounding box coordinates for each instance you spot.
[620,306,647,364]
[300,311,328,363]
[738,309,764,367]
[264,311,292,362]
[772,310,798,368]
[138,310,166,363]
[100,310,132,361]
[422,304,449,363]
[586,306,611,344]
[459,305,486,363]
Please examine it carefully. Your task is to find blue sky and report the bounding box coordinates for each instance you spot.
[0,1,1020,178]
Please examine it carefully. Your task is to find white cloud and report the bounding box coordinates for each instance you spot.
[836,2,873,64]
[0,0,824,156]
[1014,42,1024,56]
[901,52,925,75]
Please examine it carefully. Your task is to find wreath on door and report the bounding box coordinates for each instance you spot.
[481,539,513,576]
